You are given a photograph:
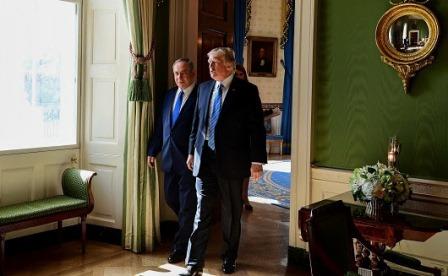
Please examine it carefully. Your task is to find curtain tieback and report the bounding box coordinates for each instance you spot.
[129,41,155,80]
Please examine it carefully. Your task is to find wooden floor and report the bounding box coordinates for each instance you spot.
[5,202,310,276]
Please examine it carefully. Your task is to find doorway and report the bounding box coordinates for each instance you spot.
[248,106,291,210]
[168,0,295,260]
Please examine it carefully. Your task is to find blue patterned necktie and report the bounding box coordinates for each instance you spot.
[207,84,223,151]
[171,90,184,126]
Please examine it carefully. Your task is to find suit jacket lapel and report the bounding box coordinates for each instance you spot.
[172,86,197,128]
[220,78,238,118]
[166,89,177,129]
[203,81,215,121]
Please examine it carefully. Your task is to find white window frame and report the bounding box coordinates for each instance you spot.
[0,0,83,156]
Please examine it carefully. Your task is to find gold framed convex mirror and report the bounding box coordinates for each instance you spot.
[375,0,439,93]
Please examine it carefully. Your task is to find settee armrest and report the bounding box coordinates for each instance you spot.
[62,168,96,211]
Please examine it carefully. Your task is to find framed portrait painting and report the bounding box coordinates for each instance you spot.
[247,36,278,77]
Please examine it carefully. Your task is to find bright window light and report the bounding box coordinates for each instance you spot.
[0,0,79,152]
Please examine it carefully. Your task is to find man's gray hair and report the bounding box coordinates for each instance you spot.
[207,47,236,69]
[173,58,194,72]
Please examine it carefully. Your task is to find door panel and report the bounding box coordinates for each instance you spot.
[198,0,234,82]
[82,0,129,229]
[200,1,226,19]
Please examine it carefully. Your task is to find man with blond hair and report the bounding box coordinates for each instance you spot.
[181,47,266,275]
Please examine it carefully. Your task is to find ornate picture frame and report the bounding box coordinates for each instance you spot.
[375,2,439,93]
[247,36,278,77]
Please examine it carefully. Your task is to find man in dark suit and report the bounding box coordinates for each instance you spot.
[181,48,267,275]
[147,58,198,264]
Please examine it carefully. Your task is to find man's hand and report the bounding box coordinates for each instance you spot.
[186,154,194,171]
[147,156,156,168]
[250,164,263,181]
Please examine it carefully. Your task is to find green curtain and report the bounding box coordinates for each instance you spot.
[122,0,160,253]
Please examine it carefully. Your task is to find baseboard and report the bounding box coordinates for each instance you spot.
[5,224,122,255]
[86,224,122,245]
[287,246,309,268]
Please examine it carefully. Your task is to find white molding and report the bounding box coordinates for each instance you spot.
[311,167,352,183]
[81,0,127,229]
[309,167,448,201]
[289,0,316,248]
[310,168,351,203]
[406,177,448,203]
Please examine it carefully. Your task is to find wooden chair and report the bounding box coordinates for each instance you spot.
[266,134,283,155]
[264,107,283,155]
[306,200,441,276]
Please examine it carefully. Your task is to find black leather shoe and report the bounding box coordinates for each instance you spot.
[167,250,185,264]
[222,259,236,274]
[179,265,203,276]
[244,203,253,211]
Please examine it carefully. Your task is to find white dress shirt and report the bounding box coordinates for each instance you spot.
[206,73,234,139]
[172,82,196,112]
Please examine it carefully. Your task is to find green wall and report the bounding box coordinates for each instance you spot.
[313,0,448,180]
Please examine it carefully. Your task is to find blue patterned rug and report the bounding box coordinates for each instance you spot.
[249,170,290,209]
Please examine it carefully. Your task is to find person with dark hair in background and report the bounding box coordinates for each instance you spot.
[147,58,198,265]
[181,48,266,275]
[235,63,248,82]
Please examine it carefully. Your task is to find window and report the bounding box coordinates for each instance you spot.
[0,0,80,152]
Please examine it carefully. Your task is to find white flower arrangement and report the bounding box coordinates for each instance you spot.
[349,162,411,204]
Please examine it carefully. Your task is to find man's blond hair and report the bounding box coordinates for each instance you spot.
[207,47,236,70]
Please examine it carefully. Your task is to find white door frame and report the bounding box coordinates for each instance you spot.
[289,0,316,248]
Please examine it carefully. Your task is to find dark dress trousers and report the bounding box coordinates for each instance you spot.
[186,77,267,267]
[147,86,198,254]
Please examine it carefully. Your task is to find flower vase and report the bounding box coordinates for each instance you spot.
[389,202,399,216]
[365,198,382,220]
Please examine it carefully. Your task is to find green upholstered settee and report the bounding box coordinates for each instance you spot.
[0,168,96,274]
